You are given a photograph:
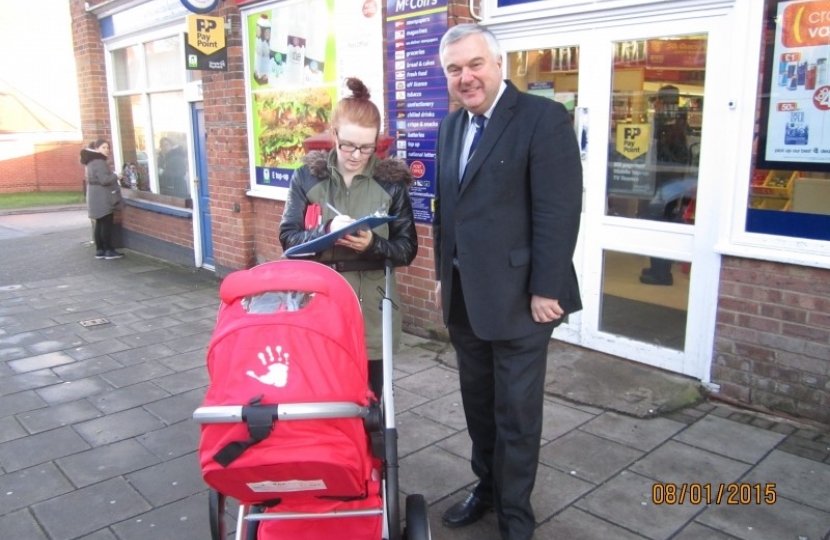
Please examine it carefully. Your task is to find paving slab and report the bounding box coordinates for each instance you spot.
[16,399,102,434]
[125,453,206,506]
[629,440,752,486]
[695,495,830,540]
[575,470,701,539]
[1,211,828,540]
[109,492,209,540]
[0,463,75,514]
[72,408,166,446]
[580,411,686,452]
[536,507,650,540]
[31,477,152,540]
[744,449,830,513]
[674,415,786,464]
[0,508,51,540]
[538,430,643,484]
[56,439,161,488]
[0,426,90,472]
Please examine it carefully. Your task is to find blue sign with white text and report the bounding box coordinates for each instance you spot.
[385,0,448,223]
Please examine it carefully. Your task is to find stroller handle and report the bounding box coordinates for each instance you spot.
[220,261,350,304]
[193,402,370,423]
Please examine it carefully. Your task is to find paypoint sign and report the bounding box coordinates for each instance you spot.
[616,123,651,160]
[186,15,228,71]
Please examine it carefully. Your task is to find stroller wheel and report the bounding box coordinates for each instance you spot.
[404,494,431,540]
[208,490,226,540]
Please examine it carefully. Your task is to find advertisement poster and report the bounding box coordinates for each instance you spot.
[385,0,449,223]
[245,0,384,189]
[762,0,830,168]
[608,123,657,197]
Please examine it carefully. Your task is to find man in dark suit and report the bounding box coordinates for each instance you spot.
[433,24,583,540]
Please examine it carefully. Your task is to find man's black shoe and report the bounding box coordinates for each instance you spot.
[441,492,492,528]
[639,273,673,286]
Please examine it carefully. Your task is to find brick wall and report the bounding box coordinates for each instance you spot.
[201,6,258,272]
[121,206,194,250]
[714,256,830,424]
[0,141,85,194]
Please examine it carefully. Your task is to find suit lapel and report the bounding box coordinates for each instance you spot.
[459,83,519,195]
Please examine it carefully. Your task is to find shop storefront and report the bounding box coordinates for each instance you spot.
[72,0,829,424]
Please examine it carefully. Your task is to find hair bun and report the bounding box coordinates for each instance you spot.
[345,77,371,100]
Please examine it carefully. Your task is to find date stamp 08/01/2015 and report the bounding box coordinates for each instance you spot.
[651,483,777,505]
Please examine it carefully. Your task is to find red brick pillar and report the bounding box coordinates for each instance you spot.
[201,4,258,273]
[69,0,112,146]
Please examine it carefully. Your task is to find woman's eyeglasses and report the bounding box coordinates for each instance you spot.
[337,142,376,155]
[335,132,376,155]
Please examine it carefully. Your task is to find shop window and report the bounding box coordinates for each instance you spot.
[150,92,190,198]
[114,95,149,190]
[113,45,141,92]
[748,0,830,241]
[145,37,182,88]
[110,36,191,201]
[606,36,706,223]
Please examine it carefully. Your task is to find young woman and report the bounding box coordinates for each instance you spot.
[279,78,418,397]
[80,139,124,260]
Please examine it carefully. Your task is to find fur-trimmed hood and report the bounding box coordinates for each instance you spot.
[80,148,107,166]
[302,150,413,187]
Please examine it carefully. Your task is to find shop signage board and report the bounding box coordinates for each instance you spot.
[100,0,189,38]
[385,0,449,224]
[185,15,228,71]
[243,0,384,190]
[759,0,830,170]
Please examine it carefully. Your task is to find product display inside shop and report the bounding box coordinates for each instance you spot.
[749,0,830,230]
[749,169,830,214]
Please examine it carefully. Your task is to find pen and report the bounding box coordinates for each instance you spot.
[325,202,342,216]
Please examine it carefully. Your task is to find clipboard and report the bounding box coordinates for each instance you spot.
[284,215,397,258]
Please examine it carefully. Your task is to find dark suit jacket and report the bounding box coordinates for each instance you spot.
[433,81,583,341]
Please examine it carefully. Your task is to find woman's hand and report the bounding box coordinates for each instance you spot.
[336,229,372,252]
[330,215,355,232]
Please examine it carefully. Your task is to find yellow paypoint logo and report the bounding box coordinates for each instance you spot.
[616,124,651,160]
[188,15,225,55]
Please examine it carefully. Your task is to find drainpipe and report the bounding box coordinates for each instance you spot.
[469,0,483,21]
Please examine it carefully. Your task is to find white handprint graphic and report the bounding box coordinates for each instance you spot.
[246,345,290,387]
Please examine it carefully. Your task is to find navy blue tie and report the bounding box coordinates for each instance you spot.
[467,114,486,162]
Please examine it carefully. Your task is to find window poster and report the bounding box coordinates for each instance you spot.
[245,0,384,189]
[760,0,830,170]
[385,0,449,223]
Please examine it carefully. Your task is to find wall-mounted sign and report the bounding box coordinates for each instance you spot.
[180,0,221,14]
[385,0,449,224]
[185,15,227,70]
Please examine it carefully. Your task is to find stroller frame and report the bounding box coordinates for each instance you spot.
[193,260,430,540]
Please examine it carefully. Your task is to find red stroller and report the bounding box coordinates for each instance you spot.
[193,260,430,540]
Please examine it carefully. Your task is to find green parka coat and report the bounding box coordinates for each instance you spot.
[279,150,418,360]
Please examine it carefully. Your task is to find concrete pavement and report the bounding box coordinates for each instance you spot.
[1,209,829,540]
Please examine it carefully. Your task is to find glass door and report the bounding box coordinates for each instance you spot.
[601,34,705,352]
[502,13,727,379]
